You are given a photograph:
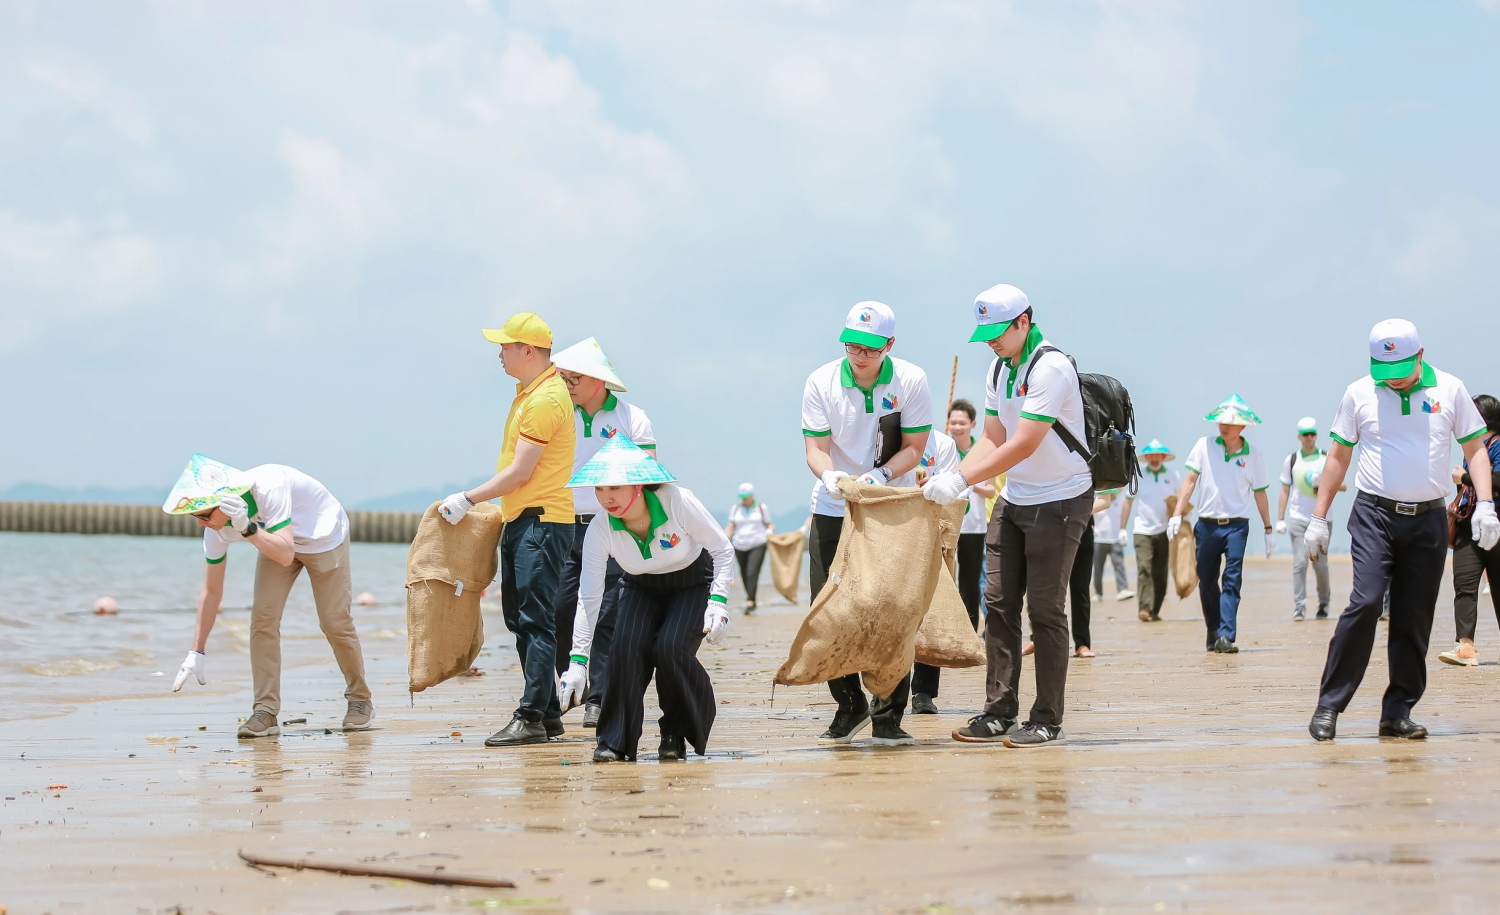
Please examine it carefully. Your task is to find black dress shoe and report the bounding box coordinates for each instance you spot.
[593,745,626,762]
[1309,705,1338,741]
[910,693,938,715]
[1214,636,1239,654]
[1379,718,1427,739]
[658,733,686,761]
[582,704,601,728]
[543,718,564,739]
[484,715,549,747]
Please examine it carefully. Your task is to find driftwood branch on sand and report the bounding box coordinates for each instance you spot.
[237,849,516,888]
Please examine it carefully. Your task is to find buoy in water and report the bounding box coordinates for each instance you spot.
[94,596,119,615]
[355,592,377,606]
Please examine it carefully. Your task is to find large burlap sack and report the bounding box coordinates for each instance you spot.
[913,499,985,668]
[766,530,805,603]
[774,481,951,699]
[407,501,504,692]
[1167,497,1198,600]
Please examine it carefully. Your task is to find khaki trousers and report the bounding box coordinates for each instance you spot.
[249,538,370,715]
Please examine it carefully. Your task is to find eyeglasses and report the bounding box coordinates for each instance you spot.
[558,371,585,388]
[192,510,214,522]
[844,343,886,359]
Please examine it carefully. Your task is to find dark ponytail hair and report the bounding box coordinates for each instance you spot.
[1475,394,1500,435]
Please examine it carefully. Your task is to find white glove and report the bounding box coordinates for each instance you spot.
[922,470,969,504]
[172,650,205,692]
[855,469,889,486]
[557,662,588,712]
[1304,515,1331,564]
[703,601,730,645]
[1474,501,1500,551]
[1166,516,1182,540]
[439,491,473,525]
[820,470,850,500]
[1118,530,1129,547]
[1264,529,1277,559]
[219,494,251,533]
[1275,519,1287,535]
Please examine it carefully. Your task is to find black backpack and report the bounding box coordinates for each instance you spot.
[992,345,1140,494]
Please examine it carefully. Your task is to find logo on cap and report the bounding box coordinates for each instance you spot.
[1383,341,1396,353]
[859,311,872,324]
[977,304,989,316]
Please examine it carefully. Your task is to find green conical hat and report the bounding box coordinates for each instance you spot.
[1139,438,1175,460]
[162,454,251,515]
[1205,394,1261,426]
[566,436,677,488]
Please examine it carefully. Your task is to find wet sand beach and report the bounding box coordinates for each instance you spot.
[5,538,1500,914]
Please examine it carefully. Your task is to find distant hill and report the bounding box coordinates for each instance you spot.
[352,478,492,513]
[0,483,167,505]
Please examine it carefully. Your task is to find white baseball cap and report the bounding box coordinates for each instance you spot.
[970,284,1031,342]
[839,301,896,349]
[1297,416,1318,434]
[737,482,754,498]
[1369,318,1421,382]
[552,336,627,392]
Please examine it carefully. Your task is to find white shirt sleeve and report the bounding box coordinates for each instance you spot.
[677,489,735,603]
[1330,386,1360,446]
[255,480,292,531]
[983,357,1002,416]
[1019,356,1071,423]
[802,373,830,435]
[1278,454,1293,487]
[203,528,229,563]
[900,366,934,432]
[570,516,613,661]
[631,405,657,449]
[1184,437,1207,474]
[1250,448,1270,492]
[1453,378,1487,442]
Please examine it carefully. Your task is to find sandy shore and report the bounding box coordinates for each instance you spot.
[6,554,1500,913]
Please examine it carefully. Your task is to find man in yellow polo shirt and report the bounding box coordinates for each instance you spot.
[440,312,577,747]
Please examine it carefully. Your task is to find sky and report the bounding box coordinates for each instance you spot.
[2,1,1498,534]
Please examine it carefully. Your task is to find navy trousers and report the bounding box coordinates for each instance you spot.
[596,550,717,760]
[553,518,624,709]
[500,516,573,722]
[1195,518,1249,645]
[1318,496,1448,720]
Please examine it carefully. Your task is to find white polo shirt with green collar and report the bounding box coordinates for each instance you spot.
[202,464,348,563]
[569,484,735,660]
[1183,436,1269,520]
[1329,364,1486,503]
[1127,464,1179,536]
[983,327,1092,506]
[802,355,934,517]
[571,393,656,516]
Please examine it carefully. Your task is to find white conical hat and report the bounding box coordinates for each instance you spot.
[1204,393,1262,426]
[552,337,626,392]
[162,454,251,515]
[566,436,677,488]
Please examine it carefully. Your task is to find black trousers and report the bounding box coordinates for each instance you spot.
[1317,495,1448,720]
[500,517,573,722]
[553,519,624,708]
[1068,525,1093,650]
[810,513,911,720]
[735,545,767,603]
[596,550,716,759]
[912,532,985,697]
[1452,532,1500,642]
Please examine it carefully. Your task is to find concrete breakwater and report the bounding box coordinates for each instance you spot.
[0,502,422,543]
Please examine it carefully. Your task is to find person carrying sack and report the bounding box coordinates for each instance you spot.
[802,300,934,745]
[558,437,734,762]
[1307,321,1498,740]
[725,483,774,613]
[1168,395,1274,654]
[910,427,977,713]
[164,455,371,739]
[548,336,657,729]
[924,283,1094,749]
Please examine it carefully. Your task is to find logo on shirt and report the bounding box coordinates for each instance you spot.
[1382,340,1397,353]
[658,533,680,550]
[920,452,934,468]
[599,425,619,439]
[882,393,899,410]
[1422,398,1441,414]
[1234,458,1247,469]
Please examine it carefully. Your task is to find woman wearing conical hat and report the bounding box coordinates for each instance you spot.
[558,437,735,762]
[1167,396,1274,654]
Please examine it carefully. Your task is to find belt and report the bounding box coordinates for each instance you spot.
[1357,490,1445,516]
[515,506,545,520]
[1201,517,1247,525]
[576,514,596,525]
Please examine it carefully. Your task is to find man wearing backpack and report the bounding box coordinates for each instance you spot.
[924,283,1094,748]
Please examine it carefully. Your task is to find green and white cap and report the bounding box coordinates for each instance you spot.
[1297,416,1318,434]
[552,336,627,392]
[1139,438,1175,460]
[566,436,678,488]
[969,283,1031,343]
[162,454,250,515]
[1205,394,1262,426]
[1369,318,1421,382]
[737,482,755,498]
[838,301,895,349]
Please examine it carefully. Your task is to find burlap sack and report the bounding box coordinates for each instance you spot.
[406,501,504,692]
[1168,497,1198,600]
[913,500,985,667]
[766,530,805,603]
[774,481,950,699]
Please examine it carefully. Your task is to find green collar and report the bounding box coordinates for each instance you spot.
[841,356,894,414]
[1215,435,1250,461]
[244,491,260,519]
[576,392,619,437]
[1004,325,1045,399]
[1298,447,1324,459]
[1377,363,1438,416]
[609,489,669,560]
[1147,467,1168,481]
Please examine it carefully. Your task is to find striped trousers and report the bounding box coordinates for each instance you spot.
[596,550,717,760]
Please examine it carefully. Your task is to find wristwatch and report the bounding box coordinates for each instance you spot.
[241,521,260,538]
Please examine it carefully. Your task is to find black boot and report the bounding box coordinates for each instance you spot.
[819,675,871,743]
[658,732,687,761]
[870,681,914,746]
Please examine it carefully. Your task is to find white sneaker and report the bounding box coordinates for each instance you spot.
[1439,644,1479,667]
[1115,590,1136,601]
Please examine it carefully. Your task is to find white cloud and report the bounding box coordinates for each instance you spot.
[25,62,154,144]
[1393,200,1500,283]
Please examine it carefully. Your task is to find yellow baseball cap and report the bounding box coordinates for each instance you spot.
[482,312,553,347]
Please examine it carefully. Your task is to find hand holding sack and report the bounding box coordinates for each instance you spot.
[438,491,473,525]
[218,494,251,533]
[172,650,205,691]
[922,470,969,504]
[1474,501,1500,551]
[703,601,730,645]
[1304,516,1331,563]
[1166,515,1183,541]
[558,662,588,712]
[821,470,851,500]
